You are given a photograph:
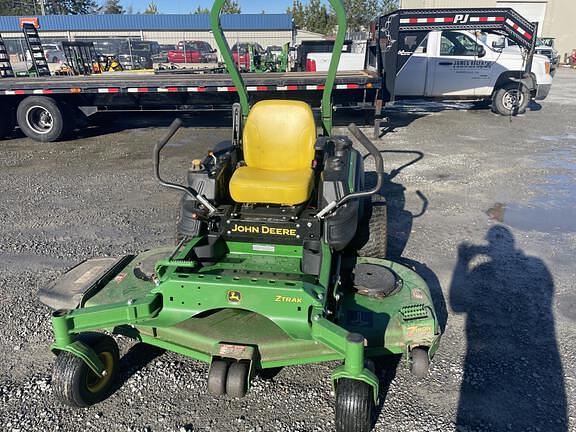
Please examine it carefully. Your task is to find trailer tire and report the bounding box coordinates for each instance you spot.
[17,96,70,142]
[492,82,530,116]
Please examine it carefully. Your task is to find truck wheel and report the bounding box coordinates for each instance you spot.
[17,96,70,142]
[492,83,530,116]
[356,195,388,259]
[52,333,119,407]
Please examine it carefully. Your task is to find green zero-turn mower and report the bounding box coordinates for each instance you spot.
[40,1,441,431]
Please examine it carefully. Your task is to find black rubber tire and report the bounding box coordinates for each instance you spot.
[356,195,388,259]
[16,96,70,142]
[492,82,530,116]
[52,333,119,408]
[410,347,430,378]
[207,360,229,396]
[0,108,15,139]
[226,361,249,398]
[335,378,374,432]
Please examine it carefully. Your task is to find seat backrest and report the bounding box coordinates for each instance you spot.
[242,100,316,171]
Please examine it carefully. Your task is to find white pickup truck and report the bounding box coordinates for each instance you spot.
[308,30,553,115]
[395,30,553,114]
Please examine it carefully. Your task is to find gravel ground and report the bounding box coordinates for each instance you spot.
[1,68,575,432]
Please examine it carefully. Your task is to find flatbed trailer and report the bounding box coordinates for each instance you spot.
[0,70,380,142]
[0,7,538,143]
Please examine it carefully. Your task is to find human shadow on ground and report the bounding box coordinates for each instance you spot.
[449,226,567,431]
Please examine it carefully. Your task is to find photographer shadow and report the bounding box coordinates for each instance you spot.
[449,226,567,431]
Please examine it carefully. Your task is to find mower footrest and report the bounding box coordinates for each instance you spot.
[39,256,134,310]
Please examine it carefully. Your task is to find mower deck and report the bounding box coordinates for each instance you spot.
[43,240,439,373]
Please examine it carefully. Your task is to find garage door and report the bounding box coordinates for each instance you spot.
[496,1,547,35]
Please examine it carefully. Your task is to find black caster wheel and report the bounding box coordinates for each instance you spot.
[52,332,119,407]
[207,360,229,396]
[335,378,374,432]
[226,361,249,398]
[410,347,429,378]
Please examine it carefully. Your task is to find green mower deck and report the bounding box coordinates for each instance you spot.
[45,240,439,396]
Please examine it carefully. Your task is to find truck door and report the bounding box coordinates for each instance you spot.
[394,35,429,97]
[428,31,491,97]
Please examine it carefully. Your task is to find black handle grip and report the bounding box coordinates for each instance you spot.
[153,118,182,171]
[348,123,384,195]
[439,62,453,66]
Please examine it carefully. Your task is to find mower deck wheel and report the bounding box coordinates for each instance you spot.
[207,360,229,396]
[410,347,430,378]
[335,378,373,432]
[52,332,119,407]
[226,361,249,398]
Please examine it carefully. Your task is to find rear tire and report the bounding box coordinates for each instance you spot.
[356,195,388,259]
[335,378,374,432]
[17,96,71,142]
[492,82,530,116]
[52,333,119,407]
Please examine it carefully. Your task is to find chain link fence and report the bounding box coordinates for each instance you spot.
[2,30,299,73]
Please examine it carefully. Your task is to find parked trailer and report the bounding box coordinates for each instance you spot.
[0,7,541,142]
[0,71,380,142]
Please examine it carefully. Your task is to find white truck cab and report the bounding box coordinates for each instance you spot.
[394,30,553,115]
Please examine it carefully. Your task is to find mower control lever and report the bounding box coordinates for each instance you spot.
[316,124,384,219]
[153,118,218,216]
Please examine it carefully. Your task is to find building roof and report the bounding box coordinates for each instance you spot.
[0,13,293,32]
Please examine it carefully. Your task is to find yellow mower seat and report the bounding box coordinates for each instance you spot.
[230,100,316,205]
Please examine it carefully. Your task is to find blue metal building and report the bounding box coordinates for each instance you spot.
[0,14,293,32]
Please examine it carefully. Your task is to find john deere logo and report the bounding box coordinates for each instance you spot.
[227,290,241,303]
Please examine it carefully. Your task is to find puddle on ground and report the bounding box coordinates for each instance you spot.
[485,147,576,234]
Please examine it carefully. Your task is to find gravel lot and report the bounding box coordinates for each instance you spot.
[1,68,575,432]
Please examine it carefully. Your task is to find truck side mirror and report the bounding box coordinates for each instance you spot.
[477,46,486,58]
[492,41,504,50]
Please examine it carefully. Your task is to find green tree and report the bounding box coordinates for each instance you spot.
[0,0,98,15]
[378,0,398,15]
[221,0,240,14]
[305,0,331,34]
[143,1,158,14]
[329,0,398,32]
[101,0,124,14]
[192,5,210,14]
[286,0,305,30]
[47,0,98,14]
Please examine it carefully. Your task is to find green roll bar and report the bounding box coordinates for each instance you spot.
[209,0,347,135]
